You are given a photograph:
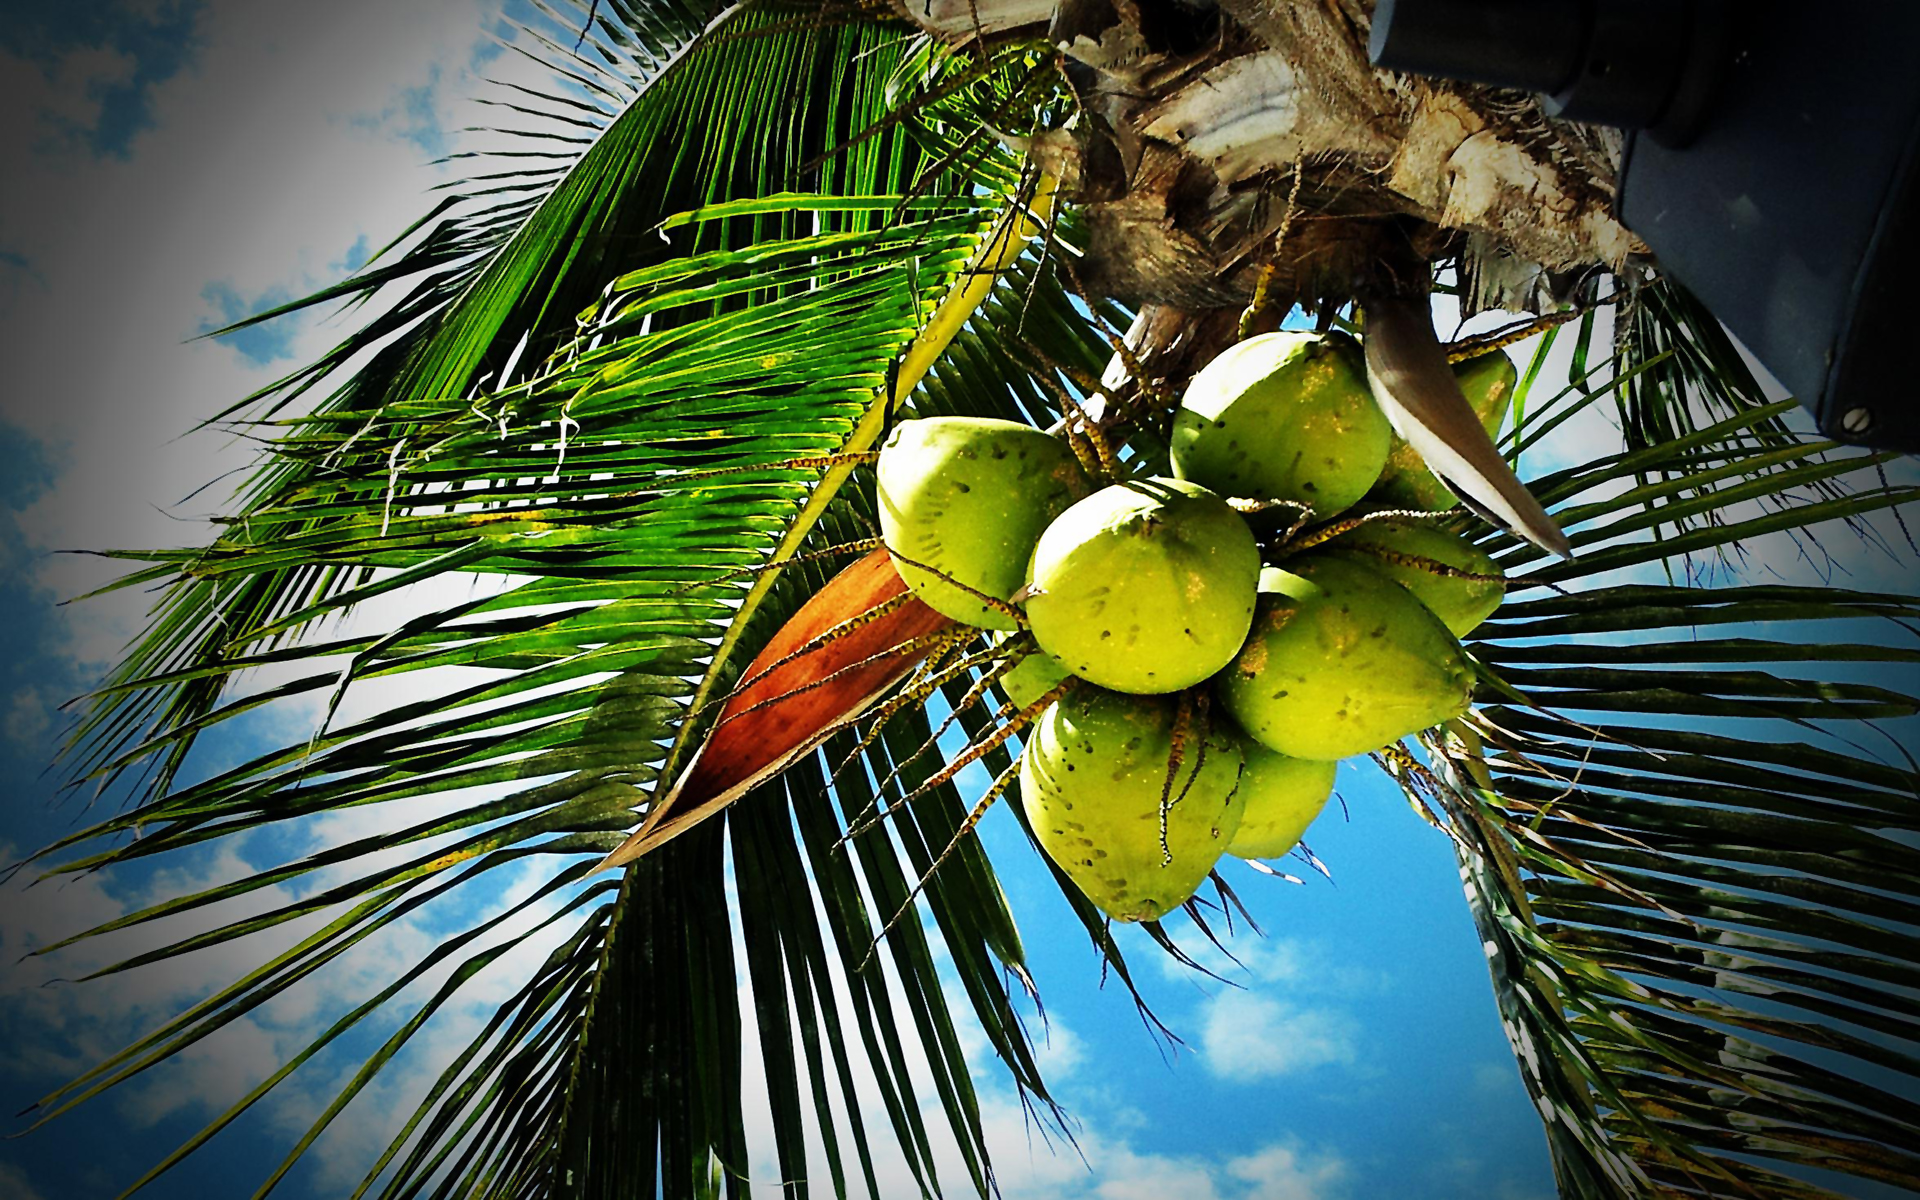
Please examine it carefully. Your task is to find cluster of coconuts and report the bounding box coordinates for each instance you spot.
[875,330,1516,924]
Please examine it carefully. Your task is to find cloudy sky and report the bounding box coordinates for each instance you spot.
[0,4,1914,1200]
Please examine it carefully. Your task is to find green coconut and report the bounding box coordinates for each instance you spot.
[1170,330,1389,516]
[998,640,1075,713]
[1025,478,1260,694]
[1370,348,1517,511]
[877,416,1091,629]
[1217,557,1475,760]
[1321,519,1506,636]
[1021,686,1246,922]
[1225,739,1337,860]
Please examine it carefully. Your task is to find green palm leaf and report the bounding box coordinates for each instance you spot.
[35,198,1064,1197]
[67,0,931,805]
[34,11,1099,1197]
[1424,378,1920,1197]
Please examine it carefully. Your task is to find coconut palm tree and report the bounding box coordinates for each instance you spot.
[22,2,1920,1197]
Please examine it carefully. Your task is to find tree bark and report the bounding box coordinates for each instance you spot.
[891,0,1641,319]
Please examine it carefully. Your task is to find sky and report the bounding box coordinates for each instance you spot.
[0,4,1914,1200]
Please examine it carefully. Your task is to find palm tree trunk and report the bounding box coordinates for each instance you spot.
[892,0,1638,317]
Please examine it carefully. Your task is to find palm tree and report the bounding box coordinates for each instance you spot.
[20,2,1920,1197]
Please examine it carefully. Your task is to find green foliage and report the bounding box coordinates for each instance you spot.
[1426,389,1920,1198]
[34,7,1110,1198]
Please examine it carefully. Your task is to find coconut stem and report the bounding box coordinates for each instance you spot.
[709,592,916,714]
[827,629,980,795]
[859,753,1025,972]
[1238,153,1306,341]
[1156,691,1213,867]
[649,449,882,488]
[1279,507,1460,556]
[1442,308,1585,363]
[713,625,962,730]
[892,675,1072,810]
[1344,545,1507,585]
[869,653,1020,800]
[1013,344,1120,481]
[880,546,1030,628]
[837,674,1076,846]
[667,536,885,597]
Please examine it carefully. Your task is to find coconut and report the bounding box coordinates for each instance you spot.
[877,416,1091,629]
[1021,686,1246,922]
[1170,330,1388,516]
[1370,349,1517,511]
[1225,739,1338,860]
[1321,519,1506,636]
[1025,477,1260,694]
[1217,558,1475,760]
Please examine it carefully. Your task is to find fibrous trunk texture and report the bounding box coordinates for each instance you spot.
[893,0,1640,321]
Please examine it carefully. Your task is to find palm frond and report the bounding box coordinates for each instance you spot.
[1427,379,1920,1197]
[65,0,921,807]
[1529,281,1865,550]
[34,16,1110,1196]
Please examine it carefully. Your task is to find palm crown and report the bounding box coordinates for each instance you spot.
[21,3,1920,1198]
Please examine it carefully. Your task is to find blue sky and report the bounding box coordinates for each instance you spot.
[0,4,1915,1200]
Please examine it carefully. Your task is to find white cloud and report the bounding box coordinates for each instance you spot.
[1033,1020,1084,1080]
[0,43,138,160]
[0,833,345,1111]
[711,855,1359,1200]
[1078,1147,1221,1200]
[1471,1058,1518,1096]
[0,9,599,1175]
[0,1160,48,1200]
[1152,932,1382,993]
[1,0,521,677]
[0,756,592,1183]
[1144,937,1373,1084]
[3,688,53,748]
[119,1012,284,1128]
[1200,991,1356,1082]
[979,1107,1350,1200]
[1226,1140,1352,1200]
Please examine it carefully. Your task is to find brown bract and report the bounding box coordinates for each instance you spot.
[599,549,954,868]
